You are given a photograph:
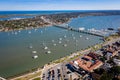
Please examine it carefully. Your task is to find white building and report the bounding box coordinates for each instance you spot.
[113,59,120,66]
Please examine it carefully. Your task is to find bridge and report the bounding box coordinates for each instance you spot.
[53,24,105,37]
[41,17,105,37]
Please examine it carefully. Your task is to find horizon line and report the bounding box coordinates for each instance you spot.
[0,9,120,11]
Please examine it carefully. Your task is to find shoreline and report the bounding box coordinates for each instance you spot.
[8,42,103,80]
[8,34,120,80]
[1,11,120,32]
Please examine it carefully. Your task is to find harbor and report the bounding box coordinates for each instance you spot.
[0,14,120,78]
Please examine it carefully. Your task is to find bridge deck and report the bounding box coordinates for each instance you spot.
[53,25,104,37]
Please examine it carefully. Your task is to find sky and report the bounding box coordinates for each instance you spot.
[0,0,120,11]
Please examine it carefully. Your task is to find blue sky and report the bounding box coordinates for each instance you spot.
[0,0,120,11]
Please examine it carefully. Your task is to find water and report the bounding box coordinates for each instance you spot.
[68,15,120,30]
[0,11,120,78]
[0,26,102,78]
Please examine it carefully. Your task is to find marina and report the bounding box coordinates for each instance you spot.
[0,15,120,78]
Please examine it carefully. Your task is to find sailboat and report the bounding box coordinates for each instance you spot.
[63,44,67,47]
[32,51,37,54]
[79,35,82,38]
[32,55,38,59]
[28,31,31,34]
[44,46,48,50]
[86,37,89,40]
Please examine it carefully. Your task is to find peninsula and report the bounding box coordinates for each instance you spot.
[0,10,120,32]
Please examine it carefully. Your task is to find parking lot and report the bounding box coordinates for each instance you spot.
[41,63,69,80]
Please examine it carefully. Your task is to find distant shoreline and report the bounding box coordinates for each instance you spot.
[1,10,120,32]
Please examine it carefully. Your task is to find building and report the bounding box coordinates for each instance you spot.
[113,58,120,66]
[70,53,103,72]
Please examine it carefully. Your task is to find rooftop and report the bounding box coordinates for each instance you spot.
[70,53,103,72]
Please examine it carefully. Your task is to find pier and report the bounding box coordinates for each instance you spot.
[53,24,105,37]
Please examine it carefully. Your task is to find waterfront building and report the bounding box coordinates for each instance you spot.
[70,52,103,72]
[113,58,120,66]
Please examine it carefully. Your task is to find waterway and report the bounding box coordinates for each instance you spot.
[0,14,120,78]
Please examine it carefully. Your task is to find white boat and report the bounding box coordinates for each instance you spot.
[35,29,37,31]
[32,55,38,59]
[63,44,67,47]
[59,38,62,41]
[72,34,74,36]
[76,40,78,42]
[73,37,76,40]
[79,35,82,38]
[32,51,37,54]
[64,35,67,38]
[79,27,85,31]
[44,46,48,50]
[28,31,31,34]
[59,41,62,44]
[52,40,55,42]
[53,43,56,46]
[29,45,33,49]
[86,37,89,40]
[14,32,18,35]
[41,31,43,33]
[47,51,51,54]
[18,30,21,33]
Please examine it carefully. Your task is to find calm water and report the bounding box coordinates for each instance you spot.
[69,15,120,30]
[0,14,120,78]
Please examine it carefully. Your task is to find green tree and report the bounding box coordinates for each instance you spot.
[100,72,113,80]
[110,66,120,78]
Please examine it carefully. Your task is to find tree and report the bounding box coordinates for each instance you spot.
[100,72,113,80]
[110,66,120,78]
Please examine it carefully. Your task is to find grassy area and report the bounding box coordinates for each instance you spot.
[33,77,41,80]
[104,33,120,41]
[15,71,41,80]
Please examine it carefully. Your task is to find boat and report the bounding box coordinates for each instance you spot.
[76,40,78,42]
[32,55,38,59]
[86,37,89,40]
[42,42,45,46]
[32,51,37,54]
[18,30,21,33]
[44,46,48,50]
[53,43,56,46]
[14,32,18,35]
[79,35,82,38]
[107,28,114,30]
[64,35,67,38]
[73,37,76,40]
[52,40,55,42]
[78,27,85,31]
[35,29,37,31]
[72,34,74,36]
[28,31,31,34]
[59,41,62,44]
[41,30,43,33]
[29,45,33,49]
[59,38,62,41]
[63,44,67,47]
[46,51,51,54]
